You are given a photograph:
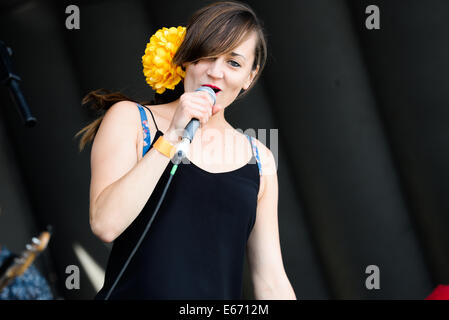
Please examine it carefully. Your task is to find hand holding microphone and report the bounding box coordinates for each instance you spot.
[165,86,217,163]
[166,86,217,136]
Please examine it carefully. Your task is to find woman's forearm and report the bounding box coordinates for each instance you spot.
[90,131,179,242]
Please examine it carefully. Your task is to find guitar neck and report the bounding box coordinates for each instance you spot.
[0,230,51,293]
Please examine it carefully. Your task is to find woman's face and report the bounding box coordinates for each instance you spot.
[183,31,259,115]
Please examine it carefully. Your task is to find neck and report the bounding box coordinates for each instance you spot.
[202,108,230,131]
[191,109,236,151]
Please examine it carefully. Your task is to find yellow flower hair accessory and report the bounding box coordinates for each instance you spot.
[142,26,186,94]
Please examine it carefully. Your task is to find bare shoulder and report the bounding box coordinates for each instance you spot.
[90,100,142,204]
[102,100,141,125]
[93,101,143,148]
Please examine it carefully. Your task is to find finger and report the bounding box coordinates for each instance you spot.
[180,93,210,110]
[211,104,221,115]
[189,108,209,124]
[191,93,214,109]
[187,106,211,119]
[194,91,215,107]
[186,101,213,115]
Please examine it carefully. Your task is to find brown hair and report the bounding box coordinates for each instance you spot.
[76,1,267,151]
[173,1,267,94]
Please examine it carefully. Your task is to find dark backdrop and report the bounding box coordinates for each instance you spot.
[0,0,447,299]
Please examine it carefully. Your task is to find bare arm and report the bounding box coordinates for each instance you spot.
[246,140,296,300]
[89,101,179,243]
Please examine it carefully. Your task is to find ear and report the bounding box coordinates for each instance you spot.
[243,65,259,90]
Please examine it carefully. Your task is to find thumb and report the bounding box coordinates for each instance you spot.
[211,104,221,115]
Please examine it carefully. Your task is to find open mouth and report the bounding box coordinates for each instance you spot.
[203,84,221,93]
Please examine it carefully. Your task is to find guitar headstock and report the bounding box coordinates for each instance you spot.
[9,229,51,278]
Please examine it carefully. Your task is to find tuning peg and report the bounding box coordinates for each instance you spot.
[26,244,34,251]
[32,237,41,245]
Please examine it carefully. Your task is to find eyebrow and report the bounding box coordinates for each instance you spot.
[230,52,246,60]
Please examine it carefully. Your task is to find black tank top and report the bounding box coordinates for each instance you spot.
[95,104,262,300]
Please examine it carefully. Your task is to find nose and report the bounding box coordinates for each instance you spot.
[206,58,224,79]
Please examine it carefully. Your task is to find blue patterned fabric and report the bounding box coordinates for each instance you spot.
[246,134,262,176]
[0,247,53,300]
[137,104,152,157]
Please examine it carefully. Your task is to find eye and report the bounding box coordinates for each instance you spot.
[228,60,241,68]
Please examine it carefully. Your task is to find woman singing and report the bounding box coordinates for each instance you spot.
[77,1,296,300]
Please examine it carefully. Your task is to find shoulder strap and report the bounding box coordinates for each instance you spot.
[246,134,262,176]
[142,105,160,131]
[136,104,152,157]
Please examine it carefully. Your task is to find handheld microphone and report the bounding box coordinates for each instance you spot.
[172,86,216,163]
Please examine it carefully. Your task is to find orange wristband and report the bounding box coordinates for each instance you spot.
[153,135,176,158]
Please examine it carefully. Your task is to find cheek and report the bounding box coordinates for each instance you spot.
[228,73,251,91]
[220,83,242,105]
[184,65,204,90]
